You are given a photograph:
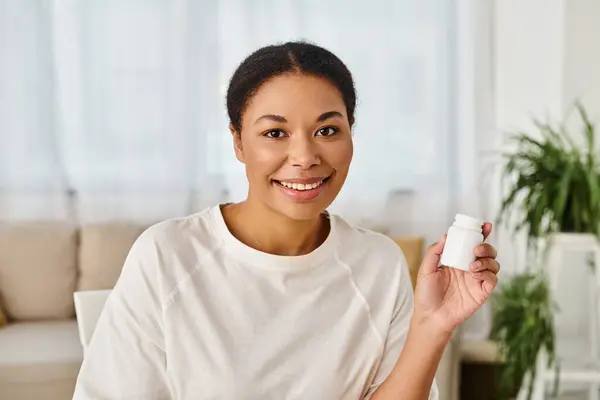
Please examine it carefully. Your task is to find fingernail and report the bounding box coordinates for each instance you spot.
[471,260,483,271]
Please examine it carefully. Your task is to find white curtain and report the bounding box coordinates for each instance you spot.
[0,0,458,241]
[0,0,68,219]
[48,0,225,223]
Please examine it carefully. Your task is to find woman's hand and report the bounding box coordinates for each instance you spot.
[412,222,499,335]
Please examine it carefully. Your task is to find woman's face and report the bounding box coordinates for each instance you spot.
[231,73,353,221]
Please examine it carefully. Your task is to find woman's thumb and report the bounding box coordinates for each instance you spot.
[419,234,446,275]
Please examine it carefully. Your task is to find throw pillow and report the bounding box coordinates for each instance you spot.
[392,236,425,290]
[0,306,7,327]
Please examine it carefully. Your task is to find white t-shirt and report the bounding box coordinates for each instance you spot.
[74,205,438,400]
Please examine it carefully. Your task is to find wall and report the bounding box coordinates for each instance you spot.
[459,0,568,339]
[492,0,566,275]
[492,0,600,346]
[564,0,600,113]
[561,0,600,348]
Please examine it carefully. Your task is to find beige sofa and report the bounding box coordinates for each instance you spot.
[0,222,144,400]
[0,222,459,400]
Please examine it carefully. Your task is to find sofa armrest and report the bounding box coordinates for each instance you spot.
[461,339,503,364]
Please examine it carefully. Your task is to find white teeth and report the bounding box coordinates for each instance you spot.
[278,178,326,191]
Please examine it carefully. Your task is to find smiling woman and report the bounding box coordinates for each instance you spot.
[225,43,355,221]
[73,42,499,400]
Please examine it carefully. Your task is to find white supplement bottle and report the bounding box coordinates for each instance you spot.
[440,214,484,271]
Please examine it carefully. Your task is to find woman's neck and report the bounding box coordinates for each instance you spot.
[221,200,329,256]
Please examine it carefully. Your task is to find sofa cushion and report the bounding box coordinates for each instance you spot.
[391,236,425,289]
[78,223,146,291]
[0,320,82,399]
[0,320,82,367]
[0,222,77,320]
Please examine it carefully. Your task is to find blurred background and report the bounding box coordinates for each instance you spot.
[1,0,600,399]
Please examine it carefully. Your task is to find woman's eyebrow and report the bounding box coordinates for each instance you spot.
[317,111,344,122]
[254,114,287,125]
[253,110,344,125]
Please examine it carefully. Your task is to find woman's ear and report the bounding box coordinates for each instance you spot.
[229,124,245,163]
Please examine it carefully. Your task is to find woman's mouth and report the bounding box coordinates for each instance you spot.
[272,176,331,201]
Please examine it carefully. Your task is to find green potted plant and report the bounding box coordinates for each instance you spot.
[499,102,600,242]
[493,102,600,399]
[490,272,557,399]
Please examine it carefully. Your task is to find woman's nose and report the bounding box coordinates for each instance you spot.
[288,136,321,169]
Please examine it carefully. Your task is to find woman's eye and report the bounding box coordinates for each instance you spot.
[264,130,287,139]
[316,127,339,137]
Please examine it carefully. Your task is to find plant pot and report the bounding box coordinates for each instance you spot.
[536,232,598,268]
[547,232,598,247]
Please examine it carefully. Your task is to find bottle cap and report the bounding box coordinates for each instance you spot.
[454,214,484,231]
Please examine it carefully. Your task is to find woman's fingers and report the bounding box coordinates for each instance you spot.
[473,243,497,259]
[419,234,446,275]
[470,270,498,294]
[469,258,500,274]
[482,222,493,240]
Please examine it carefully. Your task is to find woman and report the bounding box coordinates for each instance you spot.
[74,42,499,400]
